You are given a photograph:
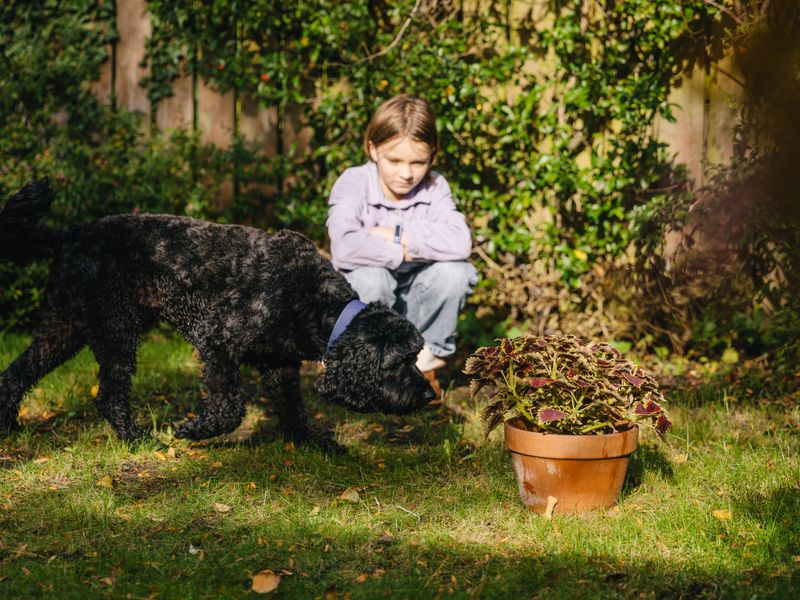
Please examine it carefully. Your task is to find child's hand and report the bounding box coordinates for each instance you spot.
[369,226,413,262]
[368,226,393,241]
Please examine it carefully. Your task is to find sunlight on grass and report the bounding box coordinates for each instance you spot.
[1,332,798,598]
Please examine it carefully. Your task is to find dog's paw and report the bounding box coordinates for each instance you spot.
[174,417,223,441]
[0,414,21,437]
[174,418,204,440]
[284,425,345,455]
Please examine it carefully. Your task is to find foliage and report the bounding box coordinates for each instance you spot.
[3,0,765,350]
[139,0,716,322]
[0,1,232,328]
[620,0,800,357]
[464,334,671,436]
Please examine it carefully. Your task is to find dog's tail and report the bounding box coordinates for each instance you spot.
[0,178,60,264]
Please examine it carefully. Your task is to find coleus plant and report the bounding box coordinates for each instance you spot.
[464,335,672,437]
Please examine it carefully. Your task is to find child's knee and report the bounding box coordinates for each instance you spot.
[344,267,397,304]
[424,262,477,297]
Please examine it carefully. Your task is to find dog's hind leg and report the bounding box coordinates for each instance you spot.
[0,319,84,435]
[174,348,246,440]
[88,334,147,443]
[260,365,343,453]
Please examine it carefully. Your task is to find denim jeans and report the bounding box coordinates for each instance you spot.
[343,261,478,358]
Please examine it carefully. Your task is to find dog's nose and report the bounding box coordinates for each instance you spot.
[423,386,436,402]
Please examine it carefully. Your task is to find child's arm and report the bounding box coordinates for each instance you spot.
[327,170,405,271]
[403,176,472,262]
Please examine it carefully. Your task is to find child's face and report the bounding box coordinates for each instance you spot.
[368,136,432,201]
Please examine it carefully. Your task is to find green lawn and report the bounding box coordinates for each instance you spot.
[1,332,798,599]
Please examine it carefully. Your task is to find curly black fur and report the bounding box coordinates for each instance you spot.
[0,180,435,449]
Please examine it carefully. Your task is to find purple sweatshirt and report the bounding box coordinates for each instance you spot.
[326,161,472,271]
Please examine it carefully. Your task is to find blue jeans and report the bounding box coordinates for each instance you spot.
[344,262,478,358]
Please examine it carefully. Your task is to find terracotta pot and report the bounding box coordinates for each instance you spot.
[504,418,638,515]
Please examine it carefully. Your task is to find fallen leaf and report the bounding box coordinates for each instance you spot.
[252,569,281,593]
[153,451,167,461]
[32,456,49,464]
[354,573,368,583]
[247,482,257,490]
[339,488,360,503]
[90,384,99,398]
[672,453,689,465]
[712,509,732,521]
[309,506,320,516]
[166,447,177,459]
[544,496,558,520]
[210,461,223,468]
[97,475,114,489]
[213,503,232,513]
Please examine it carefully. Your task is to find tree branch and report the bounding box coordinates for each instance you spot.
[359,0,423,63]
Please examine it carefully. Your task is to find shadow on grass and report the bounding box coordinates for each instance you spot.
[735,484,800,561]
[622,442,675,497]
[0,466,795,599]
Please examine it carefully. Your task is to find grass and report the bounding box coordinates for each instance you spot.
[1,331,798,599]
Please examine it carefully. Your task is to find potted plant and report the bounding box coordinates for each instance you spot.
[464,335,671,515]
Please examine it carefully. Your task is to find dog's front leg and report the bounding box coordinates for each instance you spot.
[260,364,343,454]
[175,349,246,440]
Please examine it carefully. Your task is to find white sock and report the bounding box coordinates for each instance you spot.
[416,346,446,372]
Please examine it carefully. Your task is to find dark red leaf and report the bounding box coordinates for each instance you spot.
[655,414,672,435]
[539,409,567,423]
[528,377,556,388]
[634,400,662,416]
[623,373,644,388]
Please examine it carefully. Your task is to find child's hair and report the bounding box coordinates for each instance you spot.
[364,94,439,160]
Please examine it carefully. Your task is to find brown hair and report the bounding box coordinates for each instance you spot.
[364,94,439,161]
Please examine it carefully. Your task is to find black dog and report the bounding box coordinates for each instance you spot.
[0,180,435,449]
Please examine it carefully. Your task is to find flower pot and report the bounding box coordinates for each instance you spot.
[504,418,638,515]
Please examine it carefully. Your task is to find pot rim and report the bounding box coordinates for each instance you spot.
[504,417,638,459]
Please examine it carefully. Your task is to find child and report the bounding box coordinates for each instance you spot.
[326,94,477,377]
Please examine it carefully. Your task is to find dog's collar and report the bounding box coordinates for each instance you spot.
[325,299,368,355]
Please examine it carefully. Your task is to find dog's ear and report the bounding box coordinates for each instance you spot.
[368,304,424,364]
[317,330,382,412]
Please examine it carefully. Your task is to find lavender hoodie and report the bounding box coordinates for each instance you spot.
[326,161,472,271]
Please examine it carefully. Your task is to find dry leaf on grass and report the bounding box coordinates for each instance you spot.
[213,502,232,513]
[354,573,368,583]
[33,457,49,464]
[712,509,732,521]
[252,569,281,593]
[544,495,558,519]
[90,384,99,398]
[672,453,689,465]
[339,488,360,503]
[96,475,114,489]
[153,451,167,461]
[309,506,321,516]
